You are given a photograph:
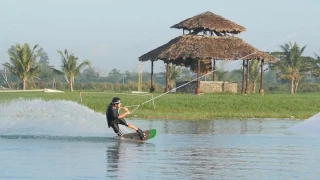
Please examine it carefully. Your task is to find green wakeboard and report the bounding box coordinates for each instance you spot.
[118,129,156,142]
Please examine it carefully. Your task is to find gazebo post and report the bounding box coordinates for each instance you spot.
[245,60,250,94]
[165,61,170,92]
[195,59,201,94]
[212,59,216,81]
[150,60,155,92]
[259,60,265,95]
[241,60,245,93]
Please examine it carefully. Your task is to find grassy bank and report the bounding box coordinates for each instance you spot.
[0,91,319,119]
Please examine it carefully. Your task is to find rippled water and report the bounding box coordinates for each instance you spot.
[0,99,319,180]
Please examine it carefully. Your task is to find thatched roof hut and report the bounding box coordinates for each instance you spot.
[139,35,276,63]
[139,11,275,95]
[171,11,246,35]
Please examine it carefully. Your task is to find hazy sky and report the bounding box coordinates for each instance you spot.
[1,0,319,75]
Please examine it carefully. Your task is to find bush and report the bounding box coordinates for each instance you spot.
[299,83,320,92]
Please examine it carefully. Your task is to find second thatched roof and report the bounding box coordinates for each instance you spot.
[139,35,276,63]
[171,11,246,34]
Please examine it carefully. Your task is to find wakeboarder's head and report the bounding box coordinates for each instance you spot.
[111,97,121,107]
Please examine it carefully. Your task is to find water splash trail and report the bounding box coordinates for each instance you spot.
[0,99,125,137]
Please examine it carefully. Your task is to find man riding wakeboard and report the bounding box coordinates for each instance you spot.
[106,97,146,140]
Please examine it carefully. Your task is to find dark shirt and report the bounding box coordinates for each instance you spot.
[106,103,119,127]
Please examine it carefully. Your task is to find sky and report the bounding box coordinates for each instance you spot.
[1,0,320,75]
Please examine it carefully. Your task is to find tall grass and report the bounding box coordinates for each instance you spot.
[0,91,319,119]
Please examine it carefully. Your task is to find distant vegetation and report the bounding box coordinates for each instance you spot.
[1,42,320,94]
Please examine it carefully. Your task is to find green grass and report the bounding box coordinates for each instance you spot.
[0,91,319,119]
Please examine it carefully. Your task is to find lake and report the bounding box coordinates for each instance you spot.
[0,99,319,180]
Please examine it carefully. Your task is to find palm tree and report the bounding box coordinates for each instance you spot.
[2,43,39,90]
[52,50,91,91]
[29,67,41,88]
[166,64,182,89]
[249,60,260,93]
[214,70,228,81]
[313,53,320,78]
[275,42,308,94]
[213,60,228,81]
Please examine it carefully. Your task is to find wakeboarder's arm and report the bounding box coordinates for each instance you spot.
[118,107,131,119]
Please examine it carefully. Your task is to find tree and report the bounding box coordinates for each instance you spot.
[312,53,320,78]
[212,61,228,81]
[36,47,55,82]
[52,50,91,91]
[179,67,193,81]
[273,42,311,94]
[154,72,166,86]
[225,69,242,83]
[80,67,100,82]
[166,64,182,88]
[37,47,50,66]
[124,70,137,83]
[107,68,122,83]
[214,70,228,81]
[29,65,41,88]
[2,43,40,90]
[249,60,260,93]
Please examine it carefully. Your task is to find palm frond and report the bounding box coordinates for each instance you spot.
[74,60,91,75]
[50,67,64,75]
[29,66,41,75]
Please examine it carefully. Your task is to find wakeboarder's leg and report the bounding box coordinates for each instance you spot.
[119,118,145,140]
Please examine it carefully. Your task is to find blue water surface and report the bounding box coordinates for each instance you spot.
[0,99,319,180]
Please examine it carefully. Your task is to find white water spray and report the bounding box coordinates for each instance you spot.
[0,99,120,137]
[289,112,320,133]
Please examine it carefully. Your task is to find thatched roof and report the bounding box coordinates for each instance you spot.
[139,35,277,63]
[171,11,246,34]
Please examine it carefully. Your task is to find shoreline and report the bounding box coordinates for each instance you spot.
[0,91,319,119]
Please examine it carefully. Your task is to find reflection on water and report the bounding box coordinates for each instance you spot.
[134,118,297,135]
[106,141,121,179]
[106,140,157,179]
